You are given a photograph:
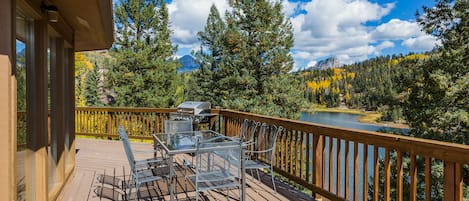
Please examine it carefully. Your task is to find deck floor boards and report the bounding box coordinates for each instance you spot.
[57,138,313,201]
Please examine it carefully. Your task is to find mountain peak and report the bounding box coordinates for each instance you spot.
[307,57,343,70]
[178,55,199,73]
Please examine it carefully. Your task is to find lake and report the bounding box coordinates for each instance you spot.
[300,112,408,133]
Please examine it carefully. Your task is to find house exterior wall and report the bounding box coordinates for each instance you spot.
[0,0,112,200]
[0,1,17,200]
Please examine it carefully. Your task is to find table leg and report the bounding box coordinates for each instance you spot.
[241,148,246,201]
[169,154,175,201]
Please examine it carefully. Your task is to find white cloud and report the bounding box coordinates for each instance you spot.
[169,0,229,50]
[371,19,423,40]
[299,0,394,37]
[289,0,436,66]
[377,41,395,50]
[282,0,297,17]
[402,35,439,51]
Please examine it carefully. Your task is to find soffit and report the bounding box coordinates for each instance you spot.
[50,0,114,51]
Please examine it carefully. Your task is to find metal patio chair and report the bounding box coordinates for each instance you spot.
[164,119,194,167]
[164,119,193,134]
[244,123,283,192]
[118,125,171,200]
[188,137,242,201]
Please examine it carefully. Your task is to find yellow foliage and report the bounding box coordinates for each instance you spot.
[332,67,344,75]
[345,92,351,102]
[75,52,94,77]
[403,54,429,61]
[332,87,340,94]
[307,81,318,92]
[74,52,94,107]
[389,54,430,65]
[321,79,331,88]
[388,59,399,65]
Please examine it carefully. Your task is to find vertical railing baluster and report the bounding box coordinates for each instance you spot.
[313,134,323,199]
[363,144,368,201]
[410,154,417,201]
[455,163,463,201]
[322,136,326,189]
[337,138,341,198]
[397,151,403,201]
[373,146,379,201]
[107,111,112,136]
[329,137,333,192]
[384,148,391,201]
[300,131,304,180]
[306,132,310,184]
[425,157,431,201]
[345,140,349,200]
[286,130,295,175]
[354,142,359,201]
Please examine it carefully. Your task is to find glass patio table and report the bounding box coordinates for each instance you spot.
[152,130,246,201]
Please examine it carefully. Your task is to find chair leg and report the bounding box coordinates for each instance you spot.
[135,183,140,201]
[270,167,276,192]
[225,188,229,201]
[256,169,261,181]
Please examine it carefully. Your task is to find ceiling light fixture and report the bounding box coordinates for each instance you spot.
[41,2,59,23]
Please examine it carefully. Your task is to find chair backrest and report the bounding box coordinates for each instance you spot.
[194,137,241,187]
[118,125,136,171]
[164,119,193,134]
[257,123,283,161]
[240,119,261,142]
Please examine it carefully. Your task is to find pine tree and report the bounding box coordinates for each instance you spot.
[106,0,179,108]
[189,5,226,106]
[405,0,469,144]
[220,0,301,118]
[85,63,101,106]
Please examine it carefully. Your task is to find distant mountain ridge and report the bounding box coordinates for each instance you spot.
[178,55,199,73]
[307,57,343,70]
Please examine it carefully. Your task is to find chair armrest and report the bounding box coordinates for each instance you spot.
[242,140,255,146]
[245,148,273,154]
[135,158,167,165]
[133,149,159,154]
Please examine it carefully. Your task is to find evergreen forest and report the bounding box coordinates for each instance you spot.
[72,0,467,147]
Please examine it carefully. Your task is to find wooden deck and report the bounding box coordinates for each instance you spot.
[57,138,313,201]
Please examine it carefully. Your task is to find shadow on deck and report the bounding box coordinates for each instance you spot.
[57,138,313,201]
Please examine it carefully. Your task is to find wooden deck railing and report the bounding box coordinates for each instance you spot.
[75,107,180,139]
[75,107,468,201]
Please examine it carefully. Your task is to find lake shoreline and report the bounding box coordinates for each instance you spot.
[304,107,409,129]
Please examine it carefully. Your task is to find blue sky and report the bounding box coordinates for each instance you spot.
[16,0,437,70]
[167,0,438,70]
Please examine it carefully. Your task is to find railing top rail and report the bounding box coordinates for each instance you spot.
[75,107,177,113]
[219,109,469,164]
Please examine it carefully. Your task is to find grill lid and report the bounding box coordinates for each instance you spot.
[177,101,211,114]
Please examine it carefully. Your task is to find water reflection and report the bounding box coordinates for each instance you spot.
[300,112,408,134]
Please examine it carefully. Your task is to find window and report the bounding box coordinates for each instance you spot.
[15,9,33,201]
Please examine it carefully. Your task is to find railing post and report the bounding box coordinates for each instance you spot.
[313,134,323,199]
[107,111,113,137]
[444,162,463,201]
